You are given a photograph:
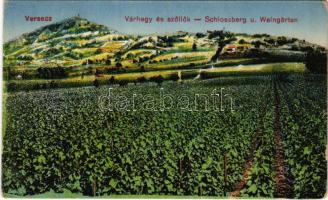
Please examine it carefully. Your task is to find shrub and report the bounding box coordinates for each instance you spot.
[277,36,288,45]
[105,59,111,65]
[137,76,147,83]
[149,75,164,86]
[168,73,179,81]
[109,76,116,85]
[192,43,197,51]
[305,48,327,74]
[118,79,128,87]
[93,79,100,88]
[238,39,246,44]
[115,62,123,69]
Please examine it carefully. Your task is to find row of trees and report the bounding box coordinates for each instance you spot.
[37,66,67,79]
[93,73,181,88]
[263,36,297,46]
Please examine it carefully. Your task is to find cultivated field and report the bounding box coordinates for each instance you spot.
[2,74,326,198]
[4,62,305,92]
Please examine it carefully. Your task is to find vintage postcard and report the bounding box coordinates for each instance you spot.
[1,0,327,199]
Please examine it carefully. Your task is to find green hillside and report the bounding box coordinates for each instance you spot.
[3,16,326,90]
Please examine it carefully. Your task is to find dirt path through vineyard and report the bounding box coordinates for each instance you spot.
[231,80,290,198]
[230,91,269,197]
[273,82,290,198]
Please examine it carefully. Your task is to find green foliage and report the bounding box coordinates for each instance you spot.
[238,39,246,44]
[208,30,233,40]
[253,33,270,38]
[17,55,34,61]
[149,75,164,86]
[2,73,326,198]
[278,75,327,198]
[93,79,100,87]
[277,36,288,46]
[3,77,272,196]
[196,33,206,38]
[43,48,63,57]
[115,62,123,69]
[137,76,147,83]
[251,40,265,48]
[304,48,327,74]
[192,43,197,51]
[37,66,68,79]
